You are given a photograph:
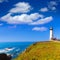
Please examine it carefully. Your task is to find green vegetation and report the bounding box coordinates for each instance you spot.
[15,41,60,60]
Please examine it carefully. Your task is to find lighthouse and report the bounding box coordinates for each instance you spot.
[50,27,53,40]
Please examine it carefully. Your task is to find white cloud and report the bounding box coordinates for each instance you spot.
[39,1,58,12]
[40,7,48,12]
[32,27,47,31]
[0,12,53,25]
[51,7,56,10]
[49,1,57,6]
[30,16,53,25]
[0,0,8,3]
[0,2,53,25]
[1,13,44,24]
[9,2,32,13]
[48,1,57,11]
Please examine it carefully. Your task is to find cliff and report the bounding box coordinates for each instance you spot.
[15,41,60,60]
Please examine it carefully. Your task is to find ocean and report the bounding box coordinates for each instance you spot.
[0,42,34,59]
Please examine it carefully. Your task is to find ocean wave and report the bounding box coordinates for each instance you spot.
[0,47,15,53]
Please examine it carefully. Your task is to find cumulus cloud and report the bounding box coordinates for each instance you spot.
[9,2,32,13]
[40,7,48,12]
[30,16,53,25]
[40,1,58,12]
[0,2,53,25]
[48,1,58,11]
[0,0,8,3]
[1,13,44,24]
[49,1,57,6]
[32,27,47,31]
[0,12,53,25]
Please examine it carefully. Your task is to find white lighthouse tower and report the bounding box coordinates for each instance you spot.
[50,27,53,40]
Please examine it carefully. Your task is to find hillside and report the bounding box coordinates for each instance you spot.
[15,41,60,60]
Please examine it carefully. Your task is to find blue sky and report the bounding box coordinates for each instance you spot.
[0,0,60,42]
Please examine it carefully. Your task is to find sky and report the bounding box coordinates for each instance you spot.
[0,0,60,42]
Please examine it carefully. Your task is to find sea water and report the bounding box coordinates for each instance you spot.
[0,42,34,59]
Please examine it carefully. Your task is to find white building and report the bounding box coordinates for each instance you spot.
[50,27,53,40]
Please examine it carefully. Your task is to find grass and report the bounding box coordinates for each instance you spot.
[15,41,60,60]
